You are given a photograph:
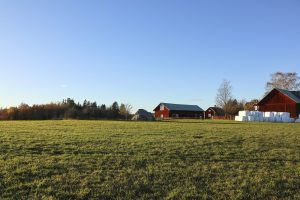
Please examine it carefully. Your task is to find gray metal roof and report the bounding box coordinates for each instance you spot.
[276,88,300,103]
[133,109,155,120]
[135,109,153,117]
[161,103,204,112]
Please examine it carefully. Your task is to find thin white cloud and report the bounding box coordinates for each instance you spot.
[60,84,68,88]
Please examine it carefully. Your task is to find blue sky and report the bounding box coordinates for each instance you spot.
[0,0,299,112]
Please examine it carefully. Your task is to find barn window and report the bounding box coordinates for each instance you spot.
[160,105,164,111]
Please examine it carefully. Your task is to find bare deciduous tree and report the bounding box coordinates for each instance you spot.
[216,79,233,115]
[124,104,133,120]
[266,72,300,92]
[226,99,245,116]
[120,103,133,120]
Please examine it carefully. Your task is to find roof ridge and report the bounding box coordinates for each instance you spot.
[275,87,300,92]
[163,102,198,106]
[159,103,204,112]
[275,88,300,103]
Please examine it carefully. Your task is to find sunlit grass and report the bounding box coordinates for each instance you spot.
[0,120,299,199]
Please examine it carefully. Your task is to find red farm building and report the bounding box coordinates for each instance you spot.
[205,106,225,119]
[153,103,204,119]
[257,88,300,118]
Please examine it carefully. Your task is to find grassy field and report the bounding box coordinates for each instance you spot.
[0,120,300,199]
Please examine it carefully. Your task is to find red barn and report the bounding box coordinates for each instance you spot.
[154,103,204,119]
[205,107,225,119]
[257,88,300,118]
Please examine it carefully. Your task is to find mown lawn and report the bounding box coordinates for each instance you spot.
[0,120,299,199]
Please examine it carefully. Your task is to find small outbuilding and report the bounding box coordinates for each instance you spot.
[257,88,300,118]
[153,103,204,119]
[205,106,225,119]
[132,109,155,121]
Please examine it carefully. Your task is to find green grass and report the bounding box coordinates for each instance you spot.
[0,120,300,199]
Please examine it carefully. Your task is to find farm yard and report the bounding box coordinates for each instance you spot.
[0,120,300,199]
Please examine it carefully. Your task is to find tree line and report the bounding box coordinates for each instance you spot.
[1,71,299,120]
[0,98,133,120]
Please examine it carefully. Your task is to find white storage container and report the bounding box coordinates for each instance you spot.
[264,112,274,117]
[269,117,275,122]
[248,116,255,122]
[235,116,241,121]
[235,111,293,123]
[275,116,282,122]
[239,111,249,117]
[263,117,269,122]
